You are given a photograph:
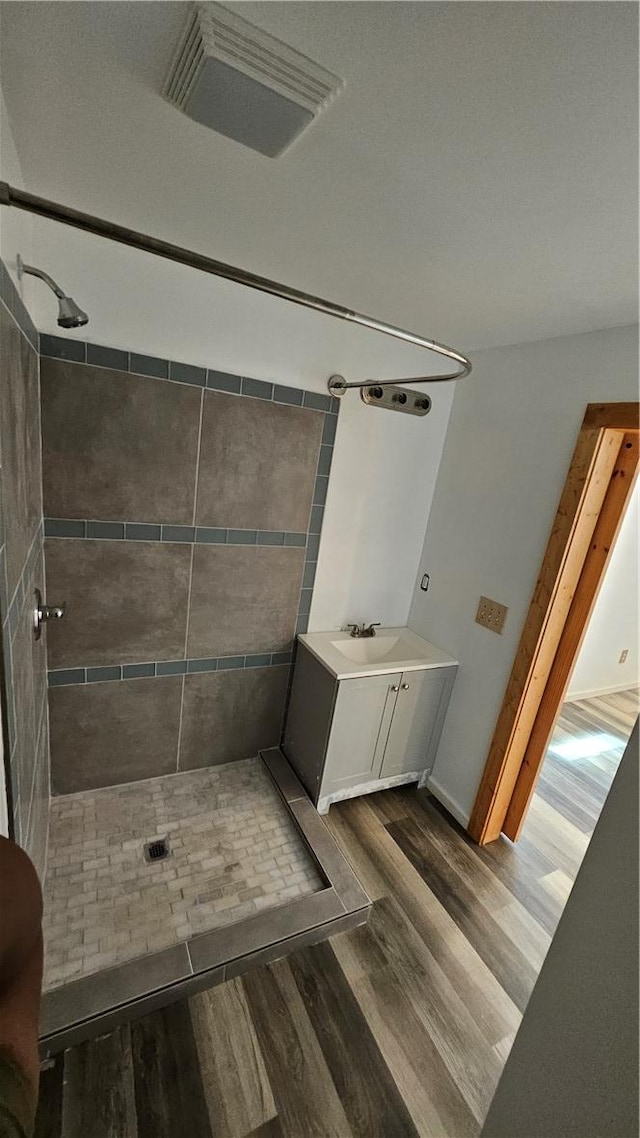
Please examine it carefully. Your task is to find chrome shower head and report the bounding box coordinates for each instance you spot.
[17,254,89,328]
[56,295,89,328]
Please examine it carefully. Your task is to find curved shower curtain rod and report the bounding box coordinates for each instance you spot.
[0,180,472,396]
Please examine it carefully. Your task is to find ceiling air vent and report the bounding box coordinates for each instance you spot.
[164,3,344,157]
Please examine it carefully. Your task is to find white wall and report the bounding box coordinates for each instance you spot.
[567,480,639,699]
[21,217,454,634]
[311,386,453,630]
[0,80,32,285]
[482,724,639,1138]
[408,323,639,825]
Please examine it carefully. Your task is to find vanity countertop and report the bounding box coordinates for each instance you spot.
[298,627,458,681]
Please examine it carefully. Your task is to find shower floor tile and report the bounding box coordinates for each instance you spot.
[42,758,323,991]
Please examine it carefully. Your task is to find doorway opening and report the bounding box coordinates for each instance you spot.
[469,402,639,846]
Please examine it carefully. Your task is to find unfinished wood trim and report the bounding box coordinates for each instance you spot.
[583,403,640,430]
[467,412,626,845]
[503,430,639,839]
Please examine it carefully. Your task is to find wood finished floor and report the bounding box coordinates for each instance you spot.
[36,687,638,1138]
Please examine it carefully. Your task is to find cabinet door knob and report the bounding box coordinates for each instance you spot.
[401,683,410,690]
[390,685,399,692]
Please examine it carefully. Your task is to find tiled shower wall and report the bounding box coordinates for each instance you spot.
[0,260,49,878]
[40,336,338,795]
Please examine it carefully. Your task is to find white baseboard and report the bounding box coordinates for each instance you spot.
[566,681,639,703]
[425,775,470,828]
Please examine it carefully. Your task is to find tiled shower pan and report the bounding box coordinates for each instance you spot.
[43,757,323,987]
[40,749,370,1055]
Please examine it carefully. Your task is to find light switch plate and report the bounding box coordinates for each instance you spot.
[475,595,508,634]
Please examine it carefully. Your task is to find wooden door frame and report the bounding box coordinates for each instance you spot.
[468,402,639,846]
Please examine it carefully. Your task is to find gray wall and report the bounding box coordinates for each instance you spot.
[39,337,338,794]
[482,722,639,1138]
[0,258,49,878]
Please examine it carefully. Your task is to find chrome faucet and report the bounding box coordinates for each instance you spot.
[347,622,381,639]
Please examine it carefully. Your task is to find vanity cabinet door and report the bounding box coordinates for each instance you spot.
[379,668,450,779]
[322,672,401,794]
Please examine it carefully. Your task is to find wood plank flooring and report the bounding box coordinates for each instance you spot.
[35,687,638,1138]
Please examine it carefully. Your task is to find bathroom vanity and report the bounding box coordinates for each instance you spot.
[283,628,458,814]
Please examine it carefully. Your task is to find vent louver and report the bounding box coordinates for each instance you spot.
[164,3,344,157]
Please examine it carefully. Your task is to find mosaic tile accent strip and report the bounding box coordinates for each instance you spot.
[45,519,308,547]
[42,757,323,990]
[39,334,341,414]
[48,650,294,686]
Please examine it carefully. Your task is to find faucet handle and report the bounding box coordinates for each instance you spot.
[347,623,360,638]
[33,588,66,641]
[365,622,381,637]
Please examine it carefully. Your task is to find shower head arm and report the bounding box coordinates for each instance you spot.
[16,251,88,328]
[17,254,66,299]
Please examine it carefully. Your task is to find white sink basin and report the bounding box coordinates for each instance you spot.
[299,627,458,679]
[330,635,401,663]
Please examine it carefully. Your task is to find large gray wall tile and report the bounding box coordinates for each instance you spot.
[22,543,49,871]
[0,270,50,863]
[187,545,304,658]
[30,546,48,727]
[23,336,43,551]
[12,602,37,840]
[45,539,191,667]
[178,665,289,771]
[0,306,42,595]
[9,753,22,845]
[40,358,201,523]
[25,715,49,883]
[49,676,182,793]
[195,390,323,531]
[0,292,48,856]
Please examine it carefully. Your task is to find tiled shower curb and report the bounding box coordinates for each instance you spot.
[39,749,370,1054]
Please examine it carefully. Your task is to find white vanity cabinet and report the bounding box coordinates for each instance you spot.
[283,634,457,814]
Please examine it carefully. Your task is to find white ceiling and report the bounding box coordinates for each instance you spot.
[0,1,637,353]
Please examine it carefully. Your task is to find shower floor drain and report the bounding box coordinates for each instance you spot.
[143,837,171,864]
